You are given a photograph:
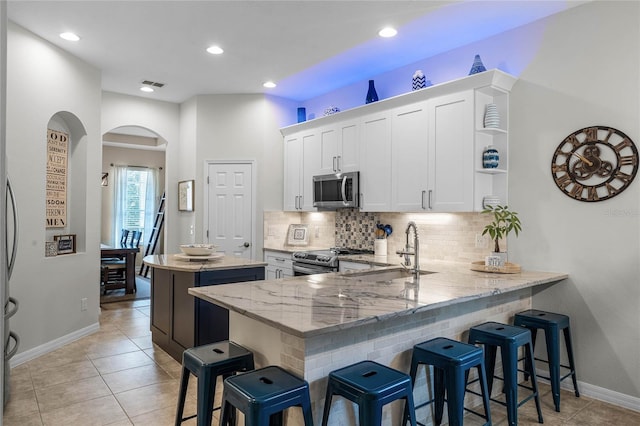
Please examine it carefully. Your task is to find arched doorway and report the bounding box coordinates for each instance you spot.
[101,126,166,300]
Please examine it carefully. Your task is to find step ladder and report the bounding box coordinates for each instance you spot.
[139,192,165,278]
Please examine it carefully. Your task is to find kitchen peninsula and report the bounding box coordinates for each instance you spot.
[190,262,567,425]
[143,254,266,362]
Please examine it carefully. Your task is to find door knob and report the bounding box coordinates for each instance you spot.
[243,242,250,248]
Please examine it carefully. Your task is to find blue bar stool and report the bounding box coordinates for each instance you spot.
[175,341,254,426]
[402,337,491,426]
[469,322,543,426]
[514,309,580,412]
[322,360,417,426]
[219,365,314,426]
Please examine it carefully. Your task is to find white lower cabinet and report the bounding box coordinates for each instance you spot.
[264,250,293,279]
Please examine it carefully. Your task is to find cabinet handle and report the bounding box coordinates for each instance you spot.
[333,156,337,172]
[421,190,426,209]
[428,190,433,210]
[299,195,303,210]
[295,195,300,210]
[337,156,341,172]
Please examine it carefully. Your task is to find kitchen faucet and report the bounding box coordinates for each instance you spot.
[396,221,420,278]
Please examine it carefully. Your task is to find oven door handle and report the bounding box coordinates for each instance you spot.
[341,175,348,206]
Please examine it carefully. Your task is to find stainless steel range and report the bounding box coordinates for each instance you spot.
[292,250,339,276]
[291,247,374,276]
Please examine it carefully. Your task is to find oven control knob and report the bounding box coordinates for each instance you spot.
[294,253,306,259]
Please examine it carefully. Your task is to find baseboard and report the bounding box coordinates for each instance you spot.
[536,368,640,413]
[10,322,100,368]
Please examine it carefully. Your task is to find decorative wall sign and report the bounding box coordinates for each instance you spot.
[551,126,639,201]
[46,129,68,227]
[178,180,194,211]
[54,234,76,255]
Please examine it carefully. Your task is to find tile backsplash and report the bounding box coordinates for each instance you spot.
[264,209,498,263]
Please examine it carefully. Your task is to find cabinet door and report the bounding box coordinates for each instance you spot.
[172,271,196,351]
[150,268,171,344]
[319,126,339,175]
[359,112,392,211]
[392,102,429,211]
[283,133,301,211]
[301,132,320,211]
[427,91,474,211]
[337,120,359,173]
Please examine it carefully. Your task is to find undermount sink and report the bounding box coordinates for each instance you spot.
[343,268,435,281]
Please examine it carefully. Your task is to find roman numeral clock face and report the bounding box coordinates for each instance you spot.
[551,126,638,202]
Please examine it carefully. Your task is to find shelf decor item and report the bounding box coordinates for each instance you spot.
[411,70,431,90]
[324,106,341,116]
[297,107,306,123]
[482,146,499,169]
[481,205,522,266]
[469,54,487,75]
[365,80,379,104]
[483,103,500,128]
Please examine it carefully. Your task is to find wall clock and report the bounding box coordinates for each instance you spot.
[551,126,638,202]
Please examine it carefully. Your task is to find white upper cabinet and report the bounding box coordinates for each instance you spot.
[359,111,392,211]
[318,120,359,175]
[283,130,319,211]
[281,70,517,213]
[391,101,429,211]
[427,90,474,211]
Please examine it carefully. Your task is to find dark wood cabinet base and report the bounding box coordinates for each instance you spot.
[150,266,265,362]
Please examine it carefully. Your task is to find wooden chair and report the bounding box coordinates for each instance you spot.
[101,229,133,294]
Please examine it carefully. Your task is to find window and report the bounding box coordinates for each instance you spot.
[113,166,158,246]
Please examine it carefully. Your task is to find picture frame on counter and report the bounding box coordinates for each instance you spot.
[54,234,76,255]
[178,180,194,211]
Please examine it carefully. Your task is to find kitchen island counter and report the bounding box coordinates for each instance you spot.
[189,261,567,338]
[189,262,566,425]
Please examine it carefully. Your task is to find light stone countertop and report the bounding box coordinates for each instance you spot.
[189,260,568,338]
[143,254,267,272]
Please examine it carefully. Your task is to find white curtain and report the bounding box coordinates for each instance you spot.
[112,165,158,247]
[112,165,128,246]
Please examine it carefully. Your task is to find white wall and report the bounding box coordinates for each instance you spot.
[6,22,102,354]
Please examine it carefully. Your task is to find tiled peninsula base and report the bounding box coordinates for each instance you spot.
[229,288,532,426]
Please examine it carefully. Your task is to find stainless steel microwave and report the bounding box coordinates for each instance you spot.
[313,172,359,209]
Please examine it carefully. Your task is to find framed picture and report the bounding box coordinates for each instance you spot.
[178,180,194,211]
[101,173,109,186]
[54,234,76,255]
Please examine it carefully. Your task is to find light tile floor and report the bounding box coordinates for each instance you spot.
[3,299,640,425]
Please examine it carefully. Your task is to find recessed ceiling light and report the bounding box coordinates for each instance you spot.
[378,27,397,38]
[140,86,154,93]
[60,32,80,41]
[206,45,224,55]
[263,81,277,88]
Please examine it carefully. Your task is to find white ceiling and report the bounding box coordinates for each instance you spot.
[7,1,586,104]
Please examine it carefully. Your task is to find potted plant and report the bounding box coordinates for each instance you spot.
[482,205,522,265]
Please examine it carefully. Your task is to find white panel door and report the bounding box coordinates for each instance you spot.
[207,162,253,258]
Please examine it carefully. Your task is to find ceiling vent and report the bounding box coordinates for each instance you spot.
[141,80,165,88]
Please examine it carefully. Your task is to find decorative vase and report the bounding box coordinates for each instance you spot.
[412,70,426,91]
[483,103,500,128]
[483,146,499,168]
[297,107,306,123]
[469,54,487,75]
[324,106,341,116]
[366,80,379,104]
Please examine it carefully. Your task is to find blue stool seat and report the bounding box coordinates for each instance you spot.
[514,309,579,412]
[219,365,313,426]
[469,322,543,426]
[322,360,417,426]
[403,337,491,426]
[175,341,254,426]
